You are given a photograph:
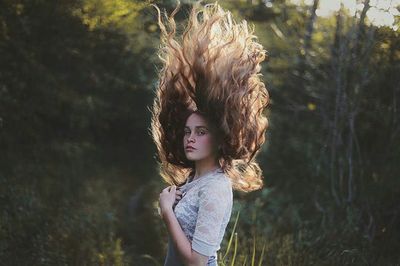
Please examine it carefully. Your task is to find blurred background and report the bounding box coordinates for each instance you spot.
[0,0,399,265]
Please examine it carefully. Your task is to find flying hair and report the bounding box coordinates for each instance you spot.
[150,1,270,192]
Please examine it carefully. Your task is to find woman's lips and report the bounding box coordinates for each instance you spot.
[186,146,196,152]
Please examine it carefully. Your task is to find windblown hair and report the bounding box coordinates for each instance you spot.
[150,1,270,192]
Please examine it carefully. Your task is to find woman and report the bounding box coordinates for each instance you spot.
[150,2,270,265]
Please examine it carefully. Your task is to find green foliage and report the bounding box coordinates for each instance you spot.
[0,174,130,265]
[72,0,146,31]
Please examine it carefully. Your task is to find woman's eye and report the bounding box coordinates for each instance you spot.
[197,131,206,136]
[184,130,190,135]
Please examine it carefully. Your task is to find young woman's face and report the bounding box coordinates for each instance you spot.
[183,113,217,162]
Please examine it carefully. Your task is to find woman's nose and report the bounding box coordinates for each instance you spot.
[187,135,195,143]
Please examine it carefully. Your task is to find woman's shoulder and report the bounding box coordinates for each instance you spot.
[197,172,233,209]
[200,172,232,194]
[215,171,232,185]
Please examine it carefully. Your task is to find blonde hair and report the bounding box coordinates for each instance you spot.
[150,1,269,192]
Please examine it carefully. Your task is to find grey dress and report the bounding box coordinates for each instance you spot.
[164,167,233,266]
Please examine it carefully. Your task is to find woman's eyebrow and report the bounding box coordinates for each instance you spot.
[184,126,208,129]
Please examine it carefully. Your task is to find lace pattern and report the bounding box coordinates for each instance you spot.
[173,169,233,257]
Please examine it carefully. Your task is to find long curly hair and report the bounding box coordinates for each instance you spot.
[150,1,270,192]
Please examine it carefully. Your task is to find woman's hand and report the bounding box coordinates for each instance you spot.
[173,187,184,208]
[159,185,183,217]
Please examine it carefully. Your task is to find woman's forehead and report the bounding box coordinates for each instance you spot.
[185,113,208,126]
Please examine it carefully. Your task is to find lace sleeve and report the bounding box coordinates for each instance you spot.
[191,178,232,256]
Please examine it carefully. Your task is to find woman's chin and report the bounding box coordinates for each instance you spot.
[185,155,196,161]
[185,154,199,161]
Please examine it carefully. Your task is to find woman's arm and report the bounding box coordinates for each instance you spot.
[162,207,209,266]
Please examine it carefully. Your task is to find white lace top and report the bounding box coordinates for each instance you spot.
[164,168,233,266]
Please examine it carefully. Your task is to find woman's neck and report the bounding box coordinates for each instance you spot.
[193,158,220,181]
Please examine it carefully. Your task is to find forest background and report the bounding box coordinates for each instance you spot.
[1,0,399,265]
